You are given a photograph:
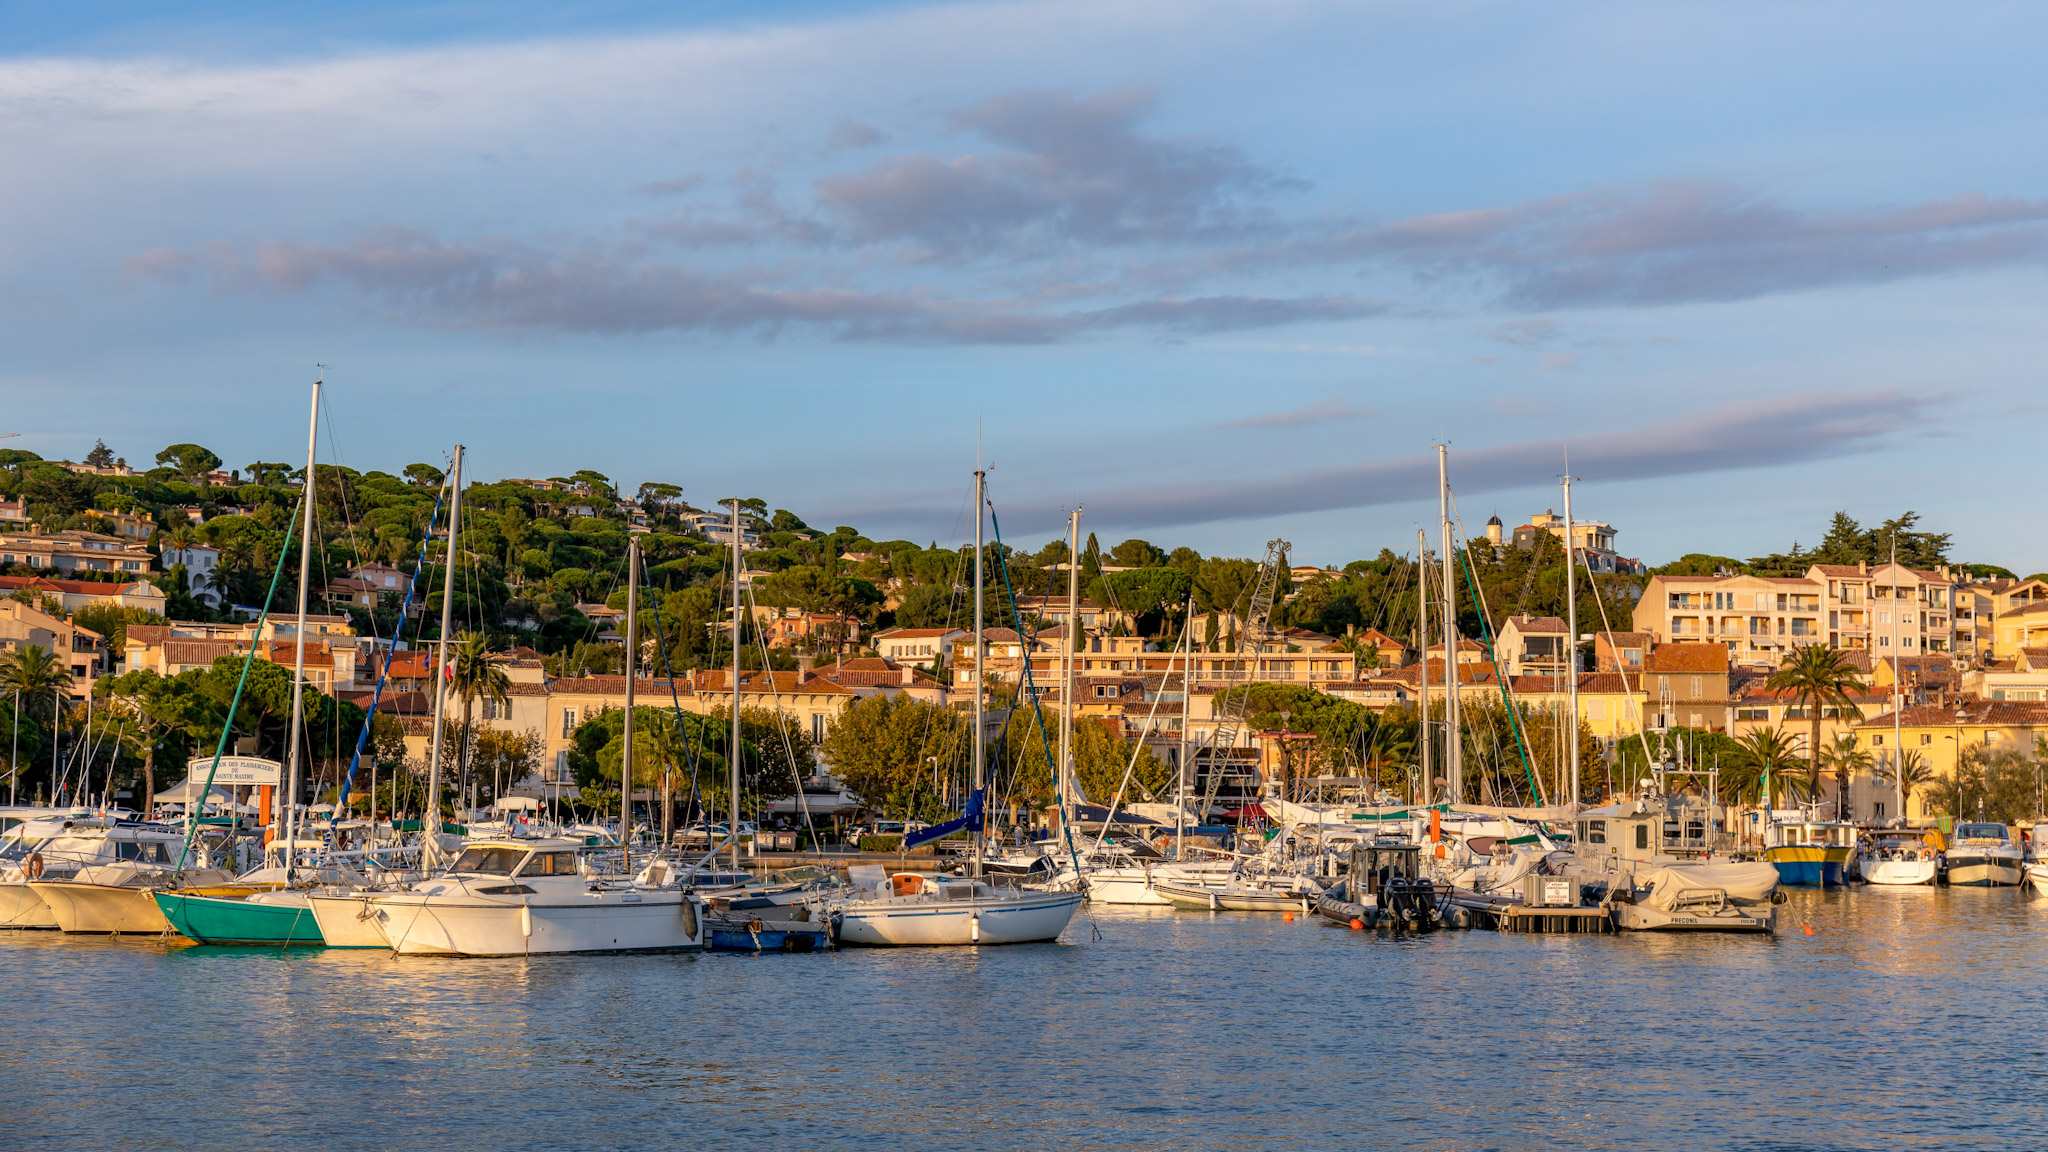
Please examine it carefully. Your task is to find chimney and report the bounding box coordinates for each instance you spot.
[796,654,815,676]
[1858,561,1867,575]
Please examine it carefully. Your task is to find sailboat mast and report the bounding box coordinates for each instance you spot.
[282,377,319,867]
[1439,446,1461,801]
[729,498,743,875]
[622,535,638,875]
[1891,539,1904,821]
[1059,509,1080,815]
[1417,528,1431,804]
[423,444,462,866]
[1562,469,1579,811]
[971,468,985,879]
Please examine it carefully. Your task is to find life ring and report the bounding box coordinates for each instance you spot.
[25,853,44,880]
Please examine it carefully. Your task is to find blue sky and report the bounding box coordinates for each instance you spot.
[3,1,2044,567]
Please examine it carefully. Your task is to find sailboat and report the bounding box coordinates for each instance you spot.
[156,381,333,945]
[361,532,707,956]
[826,469,1081,947]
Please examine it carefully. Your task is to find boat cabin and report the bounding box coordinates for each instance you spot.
[1577,795,1721,864]
[1346,842,1422,900]
[1760,819,1857,852]
[447,839,588,880]
[1951,823,2014,847]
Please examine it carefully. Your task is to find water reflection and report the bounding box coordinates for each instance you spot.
[3,888,2045,1150]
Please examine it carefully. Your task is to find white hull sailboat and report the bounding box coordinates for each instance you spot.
[367,839,706,957]
[306,892,400,948]
[831,871,1081,946]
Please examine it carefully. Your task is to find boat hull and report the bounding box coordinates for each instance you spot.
[1765,846,1851,886]
[706,916,831,952]
[154,891,324,946]
[1152,880,1318,913]
[1080,870,1173,906]
[28,882,170,934]
[305,893,397,948]
[1946,855,2023,887]
[2025,862,2048,894]
[371,892,706,957]
[0,882,57,929]
[1860,858,1938,886]
[1615,903,1774,933]
[834,890,1081,946]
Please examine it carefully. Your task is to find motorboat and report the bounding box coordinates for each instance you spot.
[1944,823,2023,887]
[1762,817,1857,886]
[1611,862,1781,933]
[2024,861,2048,894]
[0,813,97,928]
[363,838,707,956]
[21,820,237,934]
[1151,871,1324,913]
[827,865,1082,946]
[1858,832,1940,886]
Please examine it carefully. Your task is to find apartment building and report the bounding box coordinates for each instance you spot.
[1497,615,1572,677]
[1806,563,1955,657]
[0,599,105,694]
[1951,577,2048,660]
[1633,574,1823,668]
[0,528,153,576]
[0,575,166,615]
[1638,643,1733,731]
[1857,700,2048,815]
[873,627,967,669]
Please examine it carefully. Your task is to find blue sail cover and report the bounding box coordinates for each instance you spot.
[902,790,984,849]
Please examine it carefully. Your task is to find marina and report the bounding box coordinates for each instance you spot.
[4,885,2047,1150]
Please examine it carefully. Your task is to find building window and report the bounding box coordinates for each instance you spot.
[1690,676,1703,698]
[562,708,576,737]
[1920,734,1932,745]
[812,713,825,742]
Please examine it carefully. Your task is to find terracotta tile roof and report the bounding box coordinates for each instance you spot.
[1575,673,1644,694]
[163,640,239,666]
[1998,601,2048,618]
[875,627,964,639]
[1353,628,1406,648]
[0,575,156,596]
[1506,615,1567,634]
[1643,644,1730,673]
[1858,701,2048,728]
[686,670,856,695]
[1597,632,1653,646]
[549,676,696,696]
[1809,564,1867,577]
[125,625,173,647]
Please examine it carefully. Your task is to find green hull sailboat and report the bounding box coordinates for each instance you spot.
[155,890,325,946]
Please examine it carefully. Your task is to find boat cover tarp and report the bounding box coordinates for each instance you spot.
[1641,862,1781,910]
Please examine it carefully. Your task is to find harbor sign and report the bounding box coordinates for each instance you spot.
[184,756,282,786]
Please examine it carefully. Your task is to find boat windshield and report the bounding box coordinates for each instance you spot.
[1955,824,2007,841]
[450,846,527,875]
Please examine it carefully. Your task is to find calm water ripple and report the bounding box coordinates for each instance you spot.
[4,887,2046,1151]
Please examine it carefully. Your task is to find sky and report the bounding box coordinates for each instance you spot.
[2,1,2044,568]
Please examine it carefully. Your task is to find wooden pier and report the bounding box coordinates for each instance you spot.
[1496,905,1616,934]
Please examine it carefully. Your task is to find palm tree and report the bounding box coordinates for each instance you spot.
[1728,726,1805,808]
[1823,733,1872,820]
[0,645,68,803]
[448,632,510,808]
[1765,644,1863,807]
[1875,747,1936,818]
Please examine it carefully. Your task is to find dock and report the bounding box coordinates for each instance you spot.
[1495,905,1616,934]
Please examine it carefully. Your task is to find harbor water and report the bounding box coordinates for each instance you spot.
[5,887,2046,1151]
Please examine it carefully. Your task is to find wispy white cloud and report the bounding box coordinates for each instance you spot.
[1222,397,1370,429]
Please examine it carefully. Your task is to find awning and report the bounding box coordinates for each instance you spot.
[154,780,236,805]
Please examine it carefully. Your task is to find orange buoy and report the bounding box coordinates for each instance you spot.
[1282,912,1295,922]
[1349,918,1364,931]
[1802,924,1816,936]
